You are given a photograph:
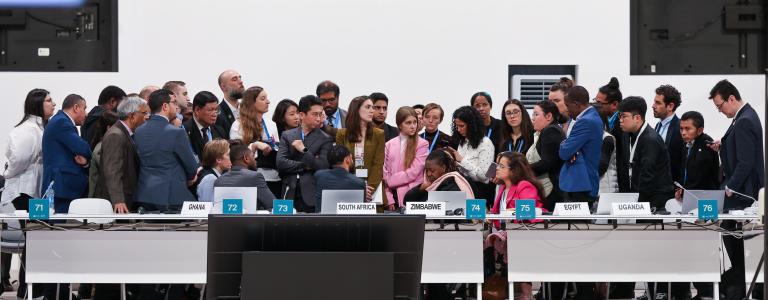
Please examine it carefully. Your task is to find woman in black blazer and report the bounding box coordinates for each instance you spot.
[527,100,565,211]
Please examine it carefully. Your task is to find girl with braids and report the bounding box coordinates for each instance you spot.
[498,99,534,156]
[403,149,475,203]
[445,106,495,204]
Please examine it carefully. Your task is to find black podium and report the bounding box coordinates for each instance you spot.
[206,214,426,299]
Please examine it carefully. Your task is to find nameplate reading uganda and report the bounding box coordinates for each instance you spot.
[406,202,445,216]
[181,201,212,216]
[336,202,377,214]
[611,202,651,216]
[553,202,590,216]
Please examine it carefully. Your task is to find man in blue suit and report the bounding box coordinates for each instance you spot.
[41,94,92,213]
[709,79,763,299]
[314,145,367,212]
[558,86,603,205]
[134,89,198,212]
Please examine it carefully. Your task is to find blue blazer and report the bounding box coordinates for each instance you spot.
[134,115,199,207]
[721,103,764,209]
[314,167,366,212]
[558,106,603,197]
[41,111,92,199]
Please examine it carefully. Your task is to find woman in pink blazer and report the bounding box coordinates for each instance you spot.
[490,151,546,216]
[383,106,429,209]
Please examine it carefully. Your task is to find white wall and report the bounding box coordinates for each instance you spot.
[0,0,764,163]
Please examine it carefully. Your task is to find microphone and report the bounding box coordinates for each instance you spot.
[674,181,701,214]
[725,185,758,203]
[283,185,291,200]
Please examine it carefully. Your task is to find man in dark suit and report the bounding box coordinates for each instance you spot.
[81,85,126,148]
[618,97,674,211]
[134,89,198,212]
[94,97,148,213]
[315,145,367,212]
[709,79,764,299]
[652,84,685,183]
[317,80,347,136]
[41,94,92,213]
[214,144,276,210]
[276,95,333,213]
[216,69,245,137]
[370,92,399,142]
[183,91,226,160]
[665,111,720,300]
[558,86,604,205]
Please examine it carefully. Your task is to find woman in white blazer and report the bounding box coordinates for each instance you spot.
[1,89,56,211]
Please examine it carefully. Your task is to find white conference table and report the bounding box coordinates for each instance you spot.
[1,212,759,300]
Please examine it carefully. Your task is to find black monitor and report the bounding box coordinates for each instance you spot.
[0,0,117,71]
[206,214,426,300]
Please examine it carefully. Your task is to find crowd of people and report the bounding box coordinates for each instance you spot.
[0,70,763,299]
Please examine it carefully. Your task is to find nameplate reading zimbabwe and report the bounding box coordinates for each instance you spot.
[406,202,445,216]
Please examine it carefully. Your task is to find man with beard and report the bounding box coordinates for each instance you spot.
[163,80,192,123]
[370,92,399,141]
[216,69,245,137]
[317,80,346,136]
[213,144,276,210]
[651,84,685,183]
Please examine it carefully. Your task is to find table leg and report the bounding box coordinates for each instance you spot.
[476,283,482,300]
[121,283,126,300]
[69,284,73,300]
[509,282,514,300]
[27,283,32,300]
[713,282,719,300]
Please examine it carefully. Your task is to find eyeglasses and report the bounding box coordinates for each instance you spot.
[618,113,637,120]
[504,109,521,117]
[492,162,511,170]
[713,99,727,110]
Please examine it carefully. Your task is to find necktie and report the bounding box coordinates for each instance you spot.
[202,127,210,143]
[327,115,335,128]
[655,123,661,133]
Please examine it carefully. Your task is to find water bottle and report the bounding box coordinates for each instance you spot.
[42,180,55,215]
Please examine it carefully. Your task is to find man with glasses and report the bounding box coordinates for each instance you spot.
[134,89,199,213]
[183,91,226,160]
[317,80,346,136]
[708,79,763,299]
[276,95,333,213]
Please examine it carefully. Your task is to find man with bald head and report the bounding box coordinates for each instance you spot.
[216,70,245,138]
[139,86,159,100]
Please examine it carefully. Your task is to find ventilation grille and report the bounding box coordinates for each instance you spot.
[511,75,573,108]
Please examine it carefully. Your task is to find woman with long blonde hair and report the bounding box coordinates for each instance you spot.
[382,106,429,209]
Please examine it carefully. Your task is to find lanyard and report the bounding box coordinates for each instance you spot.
[628,122,649,170]
[486,127,493,138]
[683,145,693,185]
[607,111,618,131]
[300,128,306,141]
[422,131,440,153]
[262,119,277,150]
[508,139,524,153]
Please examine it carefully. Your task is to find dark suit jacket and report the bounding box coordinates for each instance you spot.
[134,115,199,208]
[628,124,674,209]
[483,117,505,154]
[216,100,236,139]
[721,103,764,209]
[380,122,400,142]
[183,118,226,159]
[321,108,348,137]
[680,133,719,190]
[94,121,139,207]
[314,167,366,212]
[420,129,456,151]
[81,105,106,149]
[657,115,685,183]
[41,111,92,200]
[276,127,333,207]
[213,166,276,210]
[335,127,385,191]
[529,124,565,209]
[608,117,631,192]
